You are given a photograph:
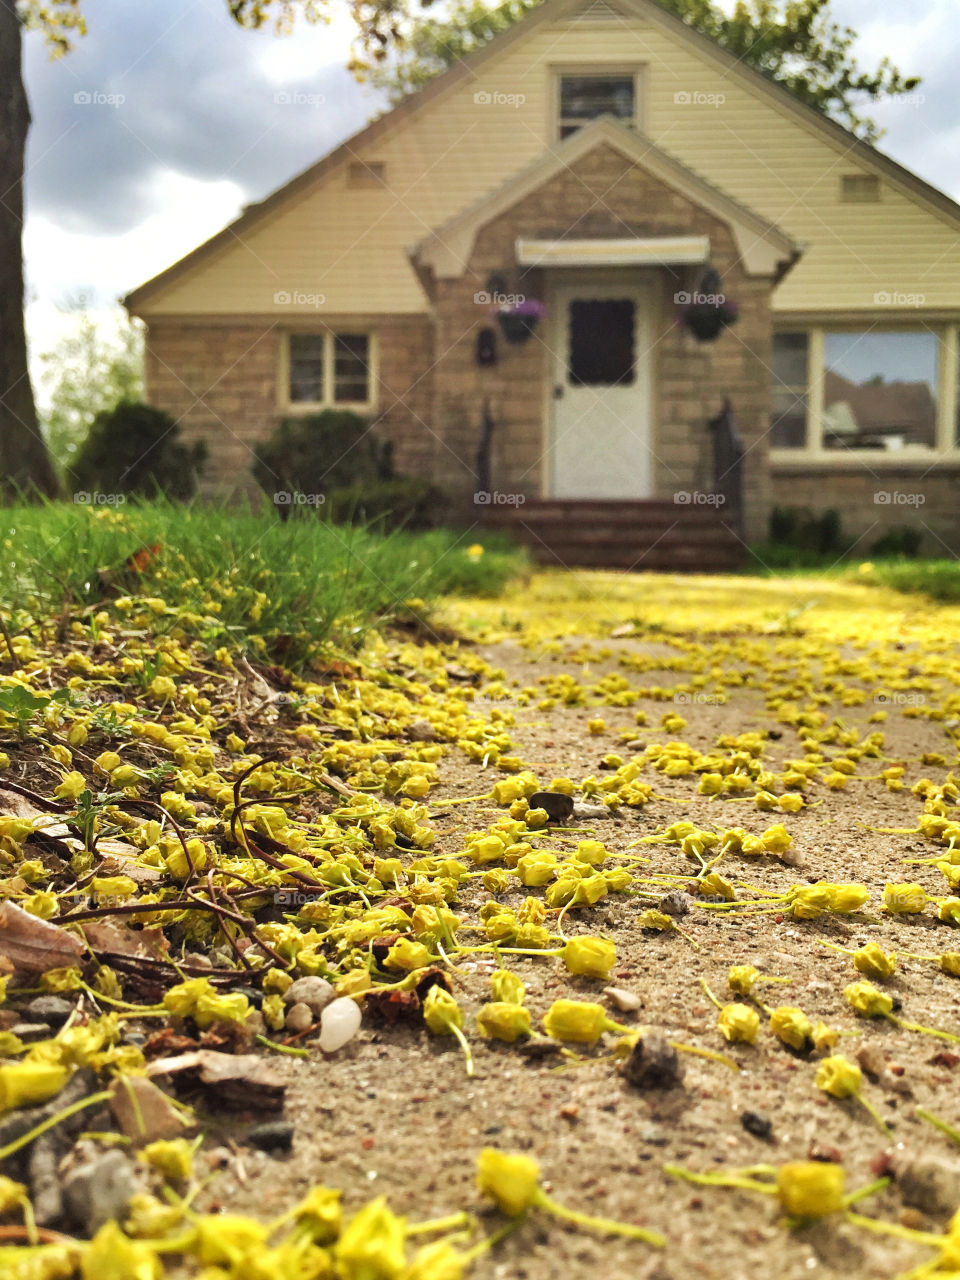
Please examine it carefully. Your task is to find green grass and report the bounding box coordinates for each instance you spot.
[747,545,960,602]
[865,559,960,602]
[0,501,528,664]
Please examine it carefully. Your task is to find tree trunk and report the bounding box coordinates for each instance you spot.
[0,0,59,498]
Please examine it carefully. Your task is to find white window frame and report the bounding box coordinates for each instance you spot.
[769,322,960,465]
[279,330,378,414]
[551,64,645,142]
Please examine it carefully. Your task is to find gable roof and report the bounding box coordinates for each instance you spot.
[124,0,960,313]
[410,116,801,278]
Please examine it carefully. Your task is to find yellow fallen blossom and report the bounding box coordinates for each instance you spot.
[139,1138,194,1181]
[292,1185,342,1245]
[162,977,250,1029]
[844,980,893,1018]
[54,770,87,801]
[769,1006,814,1051]
[852,943,896,979]
[542,999,626,1044]
[562,936,616,980]
[776,1162,846,1218]
[475,1148,664,1245]
[423,986,473,1076]
[0,1061,70,1111]
[384,938,433,972]
[82,1220,162,1280]
[727,965,789,996]
[812,1022,840,1052]
[516,851,557,887]
[717,1003,760,1044]
[476,1148,540,1216]
[814,1053,891,1137]
[883,882,927,914]
[816,1054,862,1099]
[490,970,525,1005]
[827,884,871,913]
[475,1002,532,1043]
[335,1197,406,1280]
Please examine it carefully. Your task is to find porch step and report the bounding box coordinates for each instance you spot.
[481,500,745,572]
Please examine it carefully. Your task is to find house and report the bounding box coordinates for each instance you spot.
[124,0,960,566]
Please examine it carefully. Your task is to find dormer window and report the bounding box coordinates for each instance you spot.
[557,72,638,139]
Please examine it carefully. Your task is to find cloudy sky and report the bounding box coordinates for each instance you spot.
[22,0,960,385]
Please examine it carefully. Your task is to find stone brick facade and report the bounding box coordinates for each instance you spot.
[770,464,960,555]
[417,142,778,541]
[144,315,435,500]
[145,145,778,539]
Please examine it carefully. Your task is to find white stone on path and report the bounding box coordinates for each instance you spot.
[318,996,362,1052]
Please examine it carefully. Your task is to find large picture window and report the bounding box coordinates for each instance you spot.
[770,332,808,449]
[771,327,948,455]
[286,332,373,408]
[823,330,937,450]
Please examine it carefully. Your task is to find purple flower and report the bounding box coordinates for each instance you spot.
[496,298,546,319]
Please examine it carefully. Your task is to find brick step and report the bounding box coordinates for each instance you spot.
[533,551,745,572]
[479,498,745,571]
[492,521,742,545]
[536,540,743,560]
[483,502,727,525]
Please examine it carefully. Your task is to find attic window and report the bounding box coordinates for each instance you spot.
[841,174,880,203]
[347,161,386,188]
[558,73,636,140]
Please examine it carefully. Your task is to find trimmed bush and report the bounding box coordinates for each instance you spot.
[869,526,924,558]
[768,506,848,556]
[326,478,449,531]
[69,401,206,500]
[252,411,392,505]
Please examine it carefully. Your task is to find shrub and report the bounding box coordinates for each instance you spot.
[767,506,848,556]
[69,401,206,500]
[326,478,449,531]
[869,526,924,558]
[252,411,393,504]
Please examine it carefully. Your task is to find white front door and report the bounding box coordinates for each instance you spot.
[548,280,653,498]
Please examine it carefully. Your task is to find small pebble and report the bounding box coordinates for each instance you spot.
[285,1002,315,1034]
[24,996,74,1028]
[528,791,575,822]
[246,1121,295,1154]
[516,1035,561,1059]
[10,1023,54,1044]
[657,892,690,918]
[897,1155,960,1215]
[318,996,362,1053]
[622,1032,684,1090]
[740,1110,773,1140]
[407,720,438,742]
[856,1044,886,1079]
[283,977,335,1018]
[603,986,643,1013]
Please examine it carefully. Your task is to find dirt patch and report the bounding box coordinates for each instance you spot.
[193,585,960,1280]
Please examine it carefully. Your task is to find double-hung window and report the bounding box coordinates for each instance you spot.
[286,332,374,409]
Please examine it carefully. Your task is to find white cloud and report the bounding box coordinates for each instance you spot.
[255,9,357,83]
[25,169,245,373]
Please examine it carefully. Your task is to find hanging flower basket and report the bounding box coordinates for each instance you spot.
[495,299,546,344]
[683,300,739,341]
[680,271,738,342]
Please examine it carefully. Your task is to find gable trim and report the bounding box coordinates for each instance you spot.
[410,118,800,279]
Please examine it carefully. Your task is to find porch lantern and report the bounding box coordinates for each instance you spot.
[495,298,546,344]
[681,268,738,341]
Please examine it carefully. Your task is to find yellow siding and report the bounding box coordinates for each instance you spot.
[143,10,960,317]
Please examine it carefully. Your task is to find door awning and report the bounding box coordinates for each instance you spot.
[515,235,709,267]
